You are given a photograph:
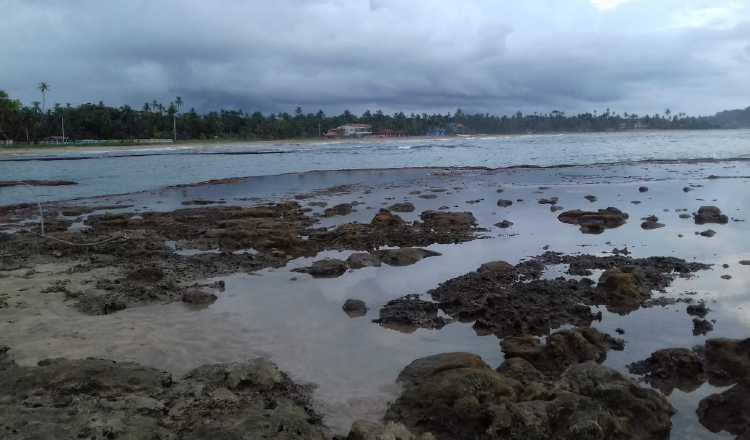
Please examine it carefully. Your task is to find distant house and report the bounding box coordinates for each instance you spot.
[45,136,70,144]
[323,124,373,138]
[338,124,372,137]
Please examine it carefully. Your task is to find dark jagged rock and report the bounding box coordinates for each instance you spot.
[0,349,327,440]
[628,348,706,394]
[501,327,624,375]
[584,194,597,202]
[557,207,629,234]
[292,258,349,278]
[538,197,559,205]
[687,302,709,317]
[397,352,489,388]
[374,295,451,332]
[698,229,716,237]
[697,382,750,440]
[401,253,710,338]
[693,318,714,336]
[386,353,674,440]
[694,206,729,225]
[639,186,649,192]
[704,338,750,383]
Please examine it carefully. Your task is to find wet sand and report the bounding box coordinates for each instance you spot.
[1,162,749,438]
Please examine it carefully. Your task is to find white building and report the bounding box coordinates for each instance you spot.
[338,124,372,137]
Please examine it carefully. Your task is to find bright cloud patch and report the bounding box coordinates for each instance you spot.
[591,0,632,10]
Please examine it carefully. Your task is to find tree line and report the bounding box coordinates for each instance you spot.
[0,88,741,144]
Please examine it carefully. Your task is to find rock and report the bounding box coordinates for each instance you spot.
[0,351,327,440]
[693,318,714,335]
[538,197,558,205]
[342,299,368,317]
[386,355,674,440]
[697,382,750,440]
[704,338,750,382]
[181,288,218,305]
[721,274,732,280]
[419,211,476,232]
[374,295,450,332]
[374,248,441,266]
[494,219,513,228]
[497,199,513,207]
[501,327,624,375]
[324,203,354,217]
[0,179,77,187]
[584,195,597,202]
[596,266,649,312]
[371,209,406,228]
[628,348,706,394]
[641,218,665,229]
[557,207,629,234]
[293,258,349,278]
[388,202,416,213]
[687,302,709,317]
[346,252,382,269]
[346,420,435,440]
[418,194,437,199]
[699,229,716,237]
[638,186,649,192]
[694,206,729,225]
[495,357,545,383]
[478,260,514,275]
[740,260,750,266]
[397,352,490,387]
[679,213,691,219]
[550,205,563,212]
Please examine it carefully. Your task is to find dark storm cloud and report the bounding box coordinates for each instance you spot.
[2,0,749,115]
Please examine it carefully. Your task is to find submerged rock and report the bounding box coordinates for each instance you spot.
[397,352,490,387]
[557,207,629,234]
[388,202,416,213]
[639,186,649,192]
[584,194,597,202]
[494,219,514,228]
[374,247,441,266]
[342,299,368,317]
[181,287,218,305]
[538,197,559,205]
[693,318,714,336]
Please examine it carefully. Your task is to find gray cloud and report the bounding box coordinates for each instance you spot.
[1,0,749,115]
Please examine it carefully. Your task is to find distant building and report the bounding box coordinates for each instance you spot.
[323,124,373,138]
[0,139,13,145]
[45,136,70,144]
[339,124,372,137]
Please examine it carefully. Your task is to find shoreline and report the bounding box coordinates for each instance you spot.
[1,162,749,437]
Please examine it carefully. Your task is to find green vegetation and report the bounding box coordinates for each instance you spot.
[0,89,745,145]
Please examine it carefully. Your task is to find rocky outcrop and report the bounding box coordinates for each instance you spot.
[501,327,624,376]
[628,348,706,394]
[388,202,416,213]
[374,295,451,332]
[293,258,349,278]
[0,348,327,440]
[324,203,354,217]
[694,206,729,225]
[557,207,629,234]
[342,299,368,317]
[386,352,674,440]
[374,248,441,266]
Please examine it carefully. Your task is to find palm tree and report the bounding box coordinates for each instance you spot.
[37,82,50,113]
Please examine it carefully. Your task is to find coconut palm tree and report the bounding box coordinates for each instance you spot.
[37,82,49,113]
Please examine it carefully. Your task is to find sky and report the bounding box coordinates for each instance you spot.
[1,0,749,116]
